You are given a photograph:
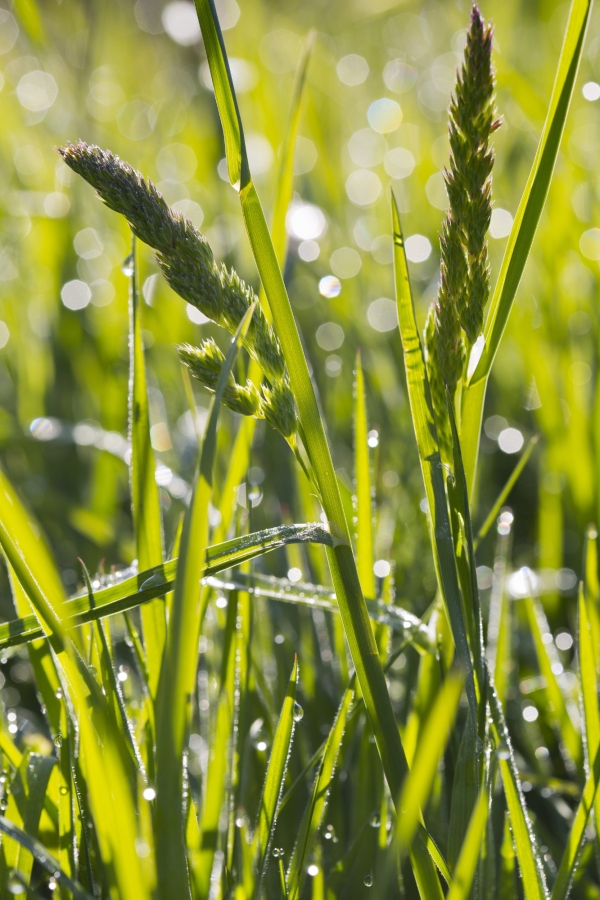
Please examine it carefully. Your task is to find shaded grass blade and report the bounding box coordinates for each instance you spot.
[445,786,489,900]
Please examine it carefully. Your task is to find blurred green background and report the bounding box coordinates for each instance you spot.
[0,0,599,628]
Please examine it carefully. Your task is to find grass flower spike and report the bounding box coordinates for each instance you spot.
[425,4,499,435]
[59,142,287,380]
[59,140,297,439]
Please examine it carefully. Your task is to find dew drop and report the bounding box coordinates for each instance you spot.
[369,812,380,828]
[7,876,25,894]
[0,798,8,811]
[273,847,284,858]
[59,786,69,795]
[53,734,63,749]
[475,737,484,756]
[293,702,304,723]
[497,742,510,760]
[55,688,63,700]
[364,873,373,888]
[121,254,134,276]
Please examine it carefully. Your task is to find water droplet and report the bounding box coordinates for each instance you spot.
[0,798,8,811]
[55,688,63,700]
[497,742,510,760]
[364,873,373,888]
[121,254,134,276]
[54,734,63,749]
[293,702,304,723]
[369,812,380,828]
[272,847,284,858]
[7,876,25,894]
[88,665,97,676]
[59,786,69,795]
[475,737,484,756]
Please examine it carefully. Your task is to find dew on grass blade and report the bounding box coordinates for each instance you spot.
[293,702,304,723]
[364,872,374,887]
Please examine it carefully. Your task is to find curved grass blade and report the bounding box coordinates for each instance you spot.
[154,303,256,899]
[252,657,299,896]
[0,815,92,900]
[286,683,354,900]
[128,236,165,701]
[0,523,338,651]
[182,15,434,892]
[6,753,55,890]
[460,0,593,498]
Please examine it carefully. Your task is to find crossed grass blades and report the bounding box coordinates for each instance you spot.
[0,0,595,899]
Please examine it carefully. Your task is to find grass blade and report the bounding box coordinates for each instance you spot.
[392,195,477,719]
[460,0,593,497]
[286,684,354,900]
[128,236,165,701]
[154,303,256,899]
[445,786,489,900]
[192,16,440,899]
[354,351,375,601]
[475,435,539,550]
[252,656,299,895]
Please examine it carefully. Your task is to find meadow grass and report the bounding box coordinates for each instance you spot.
[0,0,598,898]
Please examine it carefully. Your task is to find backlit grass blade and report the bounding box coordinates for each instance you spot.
[252,656,299,895]
[0,469,150,900]
[551,742,600,900]
[392,195,477,721]
[286,684,354,900]
[195,590,238,899]
[460,0,593,497]
[154,303,256,899]
[354,351,375,601]
[6,752,55,890]
[474,435,539,550]
[392,673,463,859]
[128,236,165,701]
[0,523,338,650]
[578,582,600,872]
[445,786,489,900]
[489,679,548,900]
[194,16,437,897]
[0,815,92,900]
[523,595,582,771]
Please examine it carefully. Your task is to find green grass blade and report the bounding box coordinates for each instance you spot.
[577,581,600,871]
[523,595,582,771]
[195,590,238,899]
[445,786,489,900]
[155,303,256,899]
[286,684,354,900]
[0,815,92,900]
[489,680,548,900]
[128,236,165,700]
[474,435,539,550]
[392,195,477,720]
[252,657,299,895]
[551,744,600,900]
[354,351,375,600]
[0,524,338,651]
[193,18,435,899]
[393,673,463,858]
[461,0,593,497]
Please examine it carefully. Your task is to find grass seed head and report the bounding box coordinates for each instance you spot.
[178,340,262,417]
